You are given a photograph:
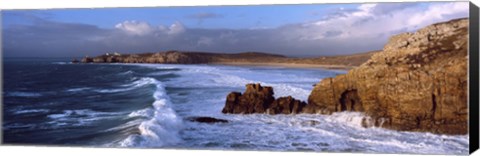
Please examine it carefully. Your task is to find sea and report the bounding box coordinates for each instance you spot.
[2,58,469,154]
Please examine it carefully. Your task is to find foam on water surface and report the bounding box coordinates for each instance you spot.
[3,62,467,154]
[128,64,468,154]
[119,77,183,148]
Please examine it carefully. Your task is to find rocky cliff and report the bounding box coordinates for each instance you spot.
[308,18,468,134]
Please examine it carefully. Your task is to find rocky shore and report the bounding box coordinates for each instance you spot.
[222,18,469,135]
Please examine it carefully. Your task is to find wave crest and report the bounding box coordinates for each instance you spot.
[119,78,183,147]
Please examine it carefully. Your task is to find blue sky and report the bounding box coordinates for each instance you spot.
[3,4,359,29]
[1,2,469,57]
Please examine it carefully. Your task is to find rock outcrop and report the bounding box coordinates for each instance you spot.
[186,116,229,123]
[308,18,468,134]
[267,96,306,115]
[222,84,275,114]
[222,83,307,115]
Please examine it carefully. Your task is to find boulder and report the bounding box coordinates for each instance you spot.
[222,83,311,115]
[267,96,306,114]
[308,18,468,134]
[186,116,229,123]
[222,83,275,114]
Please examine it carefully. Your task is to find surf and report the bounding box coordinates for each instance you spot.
[119,77,183,147]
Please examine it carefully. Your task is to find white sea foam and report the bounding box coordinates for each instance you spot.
[94,77,157,93]
[128,108,154,118]
[14,109,50,114]
[46,109,124,127]
[52,62,69,65]
[113,64,468,154]
[6,91,42,97]
[66,87,90,92]
[323,112,370,128]
[119,70,134,75]
[119,78,183,148]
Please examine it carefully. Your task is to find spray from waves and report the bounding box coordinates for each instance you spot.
[119,77,183,148]
[323,112,371,128]
[156,65,314,101]
[94,77,158,93]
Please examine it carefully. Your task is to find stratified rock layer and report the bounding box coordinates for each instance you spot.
[308,18,468,134]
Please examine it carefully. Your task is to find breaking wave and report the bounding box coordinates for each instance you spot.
[119,78,183,147]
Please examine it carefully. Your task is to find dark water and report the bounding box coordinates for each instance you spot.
[3,58,175,146]
[1,58,469,154]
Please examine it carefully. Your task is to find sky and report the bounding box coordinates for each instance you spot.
[1,2,470,57]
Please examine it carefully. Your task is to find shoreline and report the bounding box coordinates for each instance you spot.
[210,62,356,70]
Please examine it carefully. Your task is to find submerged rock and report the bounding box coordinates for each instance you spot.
[186,116,229,123]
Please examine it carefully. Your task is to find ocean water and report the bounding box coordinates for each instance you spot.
[2,58,469,154]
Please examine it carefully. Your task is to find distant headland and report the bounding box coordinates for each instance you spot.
[75,50,379,70]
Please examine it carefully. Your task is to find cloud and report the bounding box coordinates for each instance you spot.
[187,12,223,19]
[186,12,223,25]
[282,2,468,42]
[115,20,186,36]
[115,20,153,35]
[166,21,186,35]
[3,2,469,58]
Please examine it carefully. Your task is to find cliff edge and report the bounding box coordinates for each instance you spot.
[308,18,468,134]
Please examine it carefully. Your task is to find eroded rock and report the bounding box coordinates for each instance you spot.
[308,18,468,134]
[222,83,275,114]
[222,83,311,115]
[267,96,306,114]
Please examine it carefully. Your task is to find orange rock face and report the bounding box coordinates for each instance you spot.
[308,18,469,134]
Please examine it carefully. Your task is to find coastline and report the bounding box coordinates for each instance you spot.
[210,62,355,70]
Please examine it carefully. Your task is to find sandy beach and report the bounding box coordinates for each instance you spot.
[211,62,355,70]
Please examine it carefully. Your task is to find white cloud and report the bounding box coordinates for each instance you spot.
[293,2,468,41]
[167,21,186,35]
[115,20,153,36]
[407,2,469,27]
[116,20,185,36]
